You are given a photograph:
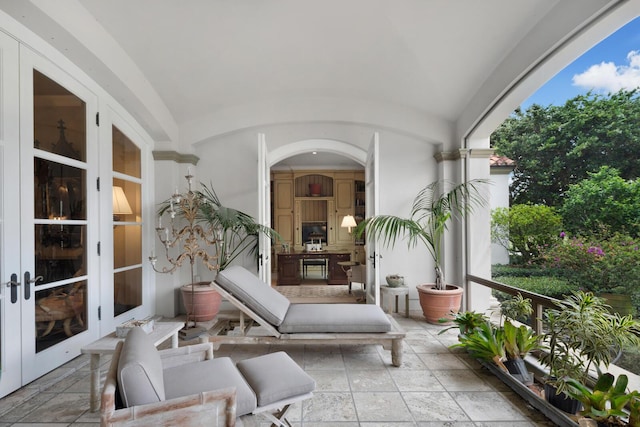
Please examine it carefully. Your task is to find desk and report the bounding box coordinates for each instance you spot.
[380,286,410,318]
[81,321,183,412]
[277,251,350,285]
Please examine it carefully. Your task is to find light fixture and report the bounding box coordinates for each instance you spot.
[340,215,357,233]
[112,186,133,221]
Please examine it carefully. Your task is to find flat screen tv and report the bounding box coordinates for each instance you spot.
[302,222,327,243]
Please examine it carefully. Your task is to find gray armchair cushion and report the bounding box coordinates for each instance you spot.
[117,326,166,407]
[279,304,392,333]
[164,357,257,416]
[237,352,316,407]
[215,265,290,326]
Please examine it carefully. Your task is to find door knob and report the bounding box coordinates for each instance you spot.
[24,271,42,300]
[5,273,20,303]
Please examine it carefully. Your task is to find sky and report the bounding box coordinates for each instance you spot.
[520,16,640,110]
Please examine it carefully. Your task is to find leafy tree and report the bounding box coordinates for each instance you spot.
[561,166,640,237]
[491,89,640,207]
[491,204,562,264]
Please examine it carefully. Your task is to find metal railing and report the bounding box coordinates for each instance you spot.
[466,274,560,335]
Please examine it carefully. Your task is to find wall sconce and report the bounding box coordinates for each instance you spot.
[112,186,132,221]
[340,215,357,233]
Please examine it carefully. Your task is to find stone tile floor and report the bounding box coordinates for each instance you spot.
[0,312,557,426]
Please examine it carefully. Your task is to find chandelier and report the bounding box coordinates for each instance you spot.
[149,172,220,329]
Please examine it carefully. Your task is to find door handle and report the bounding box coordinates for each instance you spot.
[23,271,42,300]
[6,273,20,303]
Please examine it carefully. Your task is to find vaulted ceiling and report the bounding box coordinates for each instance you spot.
[1,0,637,150]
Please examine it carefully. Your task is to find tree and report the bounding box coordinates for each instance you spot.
[491,204,562,264]
[561,166,640,237]
[491,89,640,207]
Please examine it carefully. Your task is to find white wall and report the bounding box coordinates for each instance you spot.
[490,168,512,265]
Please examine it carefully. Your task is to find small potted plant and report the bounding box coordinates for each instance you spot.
[540,291,640,414]
[566,372,639,427]
[438,310,488,336]
[355,179,488,323]
[450,321,509,373]
[502,319,539,385]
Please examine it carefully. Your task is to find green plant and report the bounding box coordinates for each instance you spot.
[566,373,639,426]
[630,395,640,427]
[197,183,282,270]
[438,310,488,335]
[503,319,540,360]
[500,293,533,324]
[354,179,488,290]
[451,321,508,372]
[540,291,640,392]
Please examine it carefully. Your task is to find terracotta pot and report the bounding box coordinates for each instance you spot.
[180,282,222,322]
[416,283,463,324]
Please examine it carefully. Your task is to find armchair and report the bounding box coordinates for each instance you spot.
[101,326,315,427]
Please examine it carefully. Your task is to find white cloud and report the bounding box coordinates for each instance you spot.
[572,50,640,92]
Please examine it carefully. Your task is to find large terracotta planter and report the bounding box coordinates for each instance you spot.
[180,282,222,322]
[416,283,463,324]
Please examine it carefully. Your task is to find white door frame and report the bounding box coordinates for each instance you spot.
[0,31,22,398]
[365,132,380,305]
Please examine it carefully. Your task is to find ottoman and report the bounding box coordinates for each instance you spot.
[237,351,316,426]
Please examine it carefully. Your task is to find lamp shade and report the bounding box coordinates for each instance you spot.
[340,215,357,231]
[113,186,133,215]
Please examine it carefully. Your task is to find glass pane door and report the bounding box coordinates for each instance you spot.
[112,126,142,317]
[33,70,88,351]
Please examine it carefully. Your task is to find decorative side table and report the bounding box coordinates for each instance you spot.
[380,285,409,318]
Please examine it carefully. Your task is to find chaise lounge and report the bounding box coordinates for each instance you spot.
[101,326,316,427]
[208,265,406,367]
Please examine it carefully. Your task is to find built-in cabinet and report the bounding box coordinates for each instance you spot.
[271,170,365,258]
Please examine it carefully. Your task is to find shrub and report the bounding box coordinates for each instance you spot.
[491,204,562,264]
[541,232,640,316]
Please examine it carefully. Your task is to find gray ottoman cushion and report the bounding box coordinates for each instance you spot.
[118,326,165,407]
[163,357,257,416]
[215,265,290,326]
[279,304,392,333]
[236,352,315,407]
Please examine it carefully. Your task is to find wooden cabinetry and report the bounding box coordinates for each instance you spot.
[354,179,365,245]
[327,252,351,285]
[271,170,364,253]
[273,175,294,246]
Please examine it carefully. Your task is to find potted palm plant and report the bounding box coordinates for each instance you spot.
[354,179,488,323]
[197,183,281,271]
[152,179,280,335]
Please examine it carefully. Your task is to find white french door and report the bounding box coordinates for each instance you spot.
[365,132,380,304]
[0,31,22,398]
[15,47,100,385]
[257,133,271,284]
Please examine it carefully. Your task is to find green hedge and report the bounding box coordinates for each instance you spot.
[491,275,576,302]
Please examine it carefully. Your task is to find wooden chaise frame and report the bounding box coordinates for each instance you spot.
[207,281,406,367]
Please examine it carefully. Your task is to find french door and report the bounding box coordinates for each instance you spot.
[15,47,99,387]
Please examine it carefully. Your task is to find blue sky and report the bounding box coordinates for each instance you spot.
[521,16,640,109]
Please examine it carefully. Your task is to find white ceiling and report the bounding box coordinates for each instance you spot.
[1,0,637,160]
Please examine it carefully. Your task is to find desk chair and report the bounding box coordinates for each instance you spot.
[347,264,366,293]
[303,258,326,278]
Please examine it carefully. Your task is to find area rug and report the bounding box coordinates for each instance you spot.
[275,284,365,304]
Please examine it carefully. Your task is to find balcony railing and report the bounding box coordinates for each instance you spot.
[466,273,640,392]
[467,274,558,334]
